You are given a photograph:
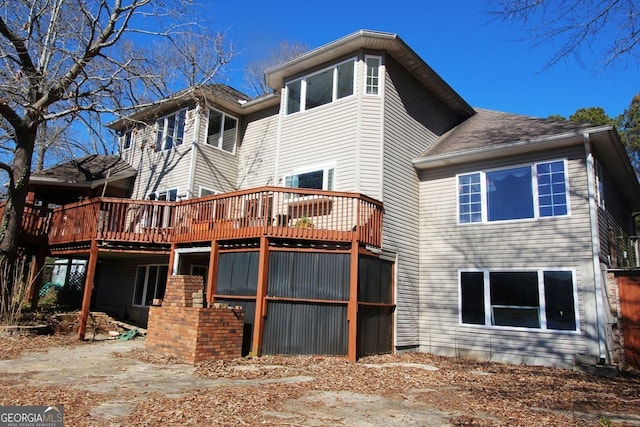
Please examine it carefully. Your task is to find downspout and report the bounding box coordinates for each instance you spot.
[186,104,202,199]
[583,133,608,363]
[273,92,283,184]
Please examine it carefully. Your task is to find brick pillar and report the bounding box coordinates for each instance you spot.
[146,275,244,363]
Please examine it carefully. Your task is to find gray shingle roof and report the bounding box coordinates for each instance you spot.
[31,154,136,184]
[418,109,596,158]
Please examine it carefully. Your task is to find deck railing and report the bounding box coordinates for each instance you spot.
[0,202,52,241]
[41,186,383,248]
[172,186,383,246]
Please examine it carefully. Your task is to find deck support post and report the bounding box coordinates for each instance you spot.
[348,239,359,362]
[206,240,219,306]
[27,248,47,310]
[251,236,270,357]
[78,239,99,340]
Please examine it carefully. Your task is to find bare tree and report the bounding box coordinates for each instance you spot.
[0,1,231,278]
[490,0,640,69]
[244,40,308,96]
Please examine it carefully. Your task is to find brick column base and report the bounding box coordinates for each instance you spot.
[145,275,244,363]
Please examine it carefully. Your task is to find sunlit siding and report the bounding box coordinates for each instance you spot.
[123,107,197,200]
[193,143,239,194]
[236,106,280,189]
[418,145,596,367]
[382,56,461,347]
[94,254,169,327]
[278,97,360,191]
[359,94,384,200]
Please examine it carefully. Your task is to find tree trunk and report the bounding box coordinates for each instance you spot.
[0,127,36,262]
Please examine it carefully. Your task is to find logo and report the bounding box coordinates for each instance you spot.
[0,405,64,427]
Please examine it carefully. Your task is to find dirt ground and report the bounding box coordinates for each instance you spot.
[0,335,639,426]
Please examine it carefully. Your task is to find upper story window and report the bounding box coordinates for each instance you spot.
[156,109,186,151]
[460,269,577,331]
[457,159,569,224]
[365,55,381,95]
[207,109,238,153]
[284,164,335,191]
[199,187,218,197]
[285,58,355,115]
[121,130,133,150]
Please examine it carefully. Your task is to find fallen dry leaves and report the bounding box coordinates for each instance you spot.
[1,335,639,426]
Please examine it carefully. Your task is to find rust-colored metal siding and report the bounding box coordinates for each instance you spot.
[617,273,640,368]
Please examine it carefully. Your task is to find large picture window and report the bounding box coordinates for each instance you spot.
[460,269,577,331]
[458,159,569,224]
[207,109,238,153]
[284,164,335,190]
[285,58,355,115]
[156,109,186,151]
[132,264,168,306]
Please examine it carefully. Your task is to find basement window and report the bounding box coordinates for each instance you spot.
[460,269,578,331]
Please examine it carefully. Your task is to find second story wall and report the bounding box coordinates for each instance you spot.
[236,105,281,189]
[381,55,465,347]
[121,105,198,201]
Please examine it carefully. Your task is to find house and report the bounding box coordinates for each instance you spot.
[24,30,640,368]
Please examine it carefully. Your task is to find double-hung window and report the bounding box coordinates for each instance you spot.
[284,164,335,191]
[460,269,578,331]
[156,109,186,151]
[285,58,355,115]
[132,264,168,306]
[207,109,238,153]
[458,159,569,224]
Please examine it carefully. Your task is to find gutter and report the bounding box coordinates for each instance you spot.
[413,125,614,169]
[583,132,608,363]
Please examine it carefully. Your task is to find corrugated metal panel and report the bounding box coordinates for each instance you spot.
[358,255,393,303]
[357,305,393,357]
[216,251,259,295]
[269,251,349,300]
[262,302,348,356]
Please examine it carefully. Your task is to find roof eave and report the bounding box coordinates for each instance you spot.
[265,30,474,117]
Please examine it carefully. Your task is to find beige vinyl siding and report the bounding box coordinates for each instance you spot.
[382,56,462,348]
[358,95,384,199]
[94,254,169,327]
[193,143,239,194]
[418,145,596,367]
[124,107,197,200]
[236,106,280,189]
[278,97,360,191]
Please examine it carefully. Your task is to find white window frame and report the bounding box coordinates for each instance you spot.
[456,158,571,225]
[285,57,356,115]
[132,264,169,307]
[145,188,178,228]
[155,109,187,151]
[198,186,218,197]
[121,130,133,150]
[364,55,382,96]
[458,268,580,333]
[283,162,336,191]
[206,108,238,154]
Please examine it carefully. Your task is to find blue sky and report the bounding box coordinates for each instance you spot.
[208,0,638,119]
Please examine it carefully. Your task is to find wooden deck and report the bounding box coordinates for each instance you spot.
[12,186,384,252]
